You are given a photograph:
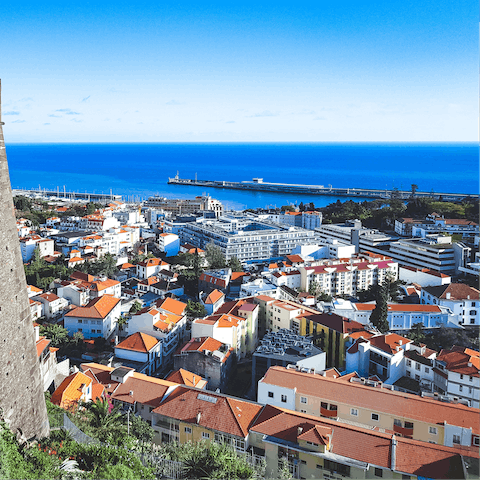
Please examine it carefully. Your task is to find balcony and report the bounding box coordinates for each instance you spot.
[320,407,338,418]
[370,352,389,367]
[393,424,413,437]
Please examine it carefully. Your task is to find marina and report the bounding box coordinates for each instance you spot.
[167,174,477,202]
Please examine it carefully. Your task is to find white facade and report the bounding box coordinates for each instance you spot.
[136,258,170,280]
[157,233,180,257]
[257,381,296,411]
[399,266,451,287]
[32,293,69,320]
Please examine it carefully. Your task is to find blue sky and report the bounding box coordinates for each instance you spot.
[1,0,477,142]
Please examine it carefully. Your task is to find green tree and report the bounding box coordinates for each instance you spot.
[281,205,295,212]
[317,291,333,302]
[13,195,33,212]
[411,184,418,199]
[117,315,129,331]
[129,300,143,314]
[298,201,305,212]
[408,322,426,344]
[370,283,389,333]
[227,255,243,272]
[205,242,226,269]
[72,331,84,344]
[124,413,154,443]
[40,324,69,347]
[192,249,203,279]
[185,300,207,319]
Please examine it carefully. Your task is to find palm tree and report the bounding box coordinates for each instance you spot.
[80,397,123,429]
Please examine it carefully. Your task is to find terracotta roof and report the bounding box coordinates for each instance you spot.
[199,273,227,288]
[355,303,442,313]
[165,369,208,388]
[152,386,263,438]
[368,333,412,354]
[116,332,159,353]
[36,336,51,357]
[437,346,480,377]
[230,272,248,282]
[51,372,92,410]
[205,289,224,305]
[28,285,43,293]
[286,254,304,263]
[37,292,60,302]
[120,262,135,269]
[255,295,275,302]
[423,283,480,301]
[261,367,479,434]
[80,363,177,407]
[65,294,120,319]
[179,337,224,353]
[88,278,120,291]
[156,297,186,316]
[138,257,168,267]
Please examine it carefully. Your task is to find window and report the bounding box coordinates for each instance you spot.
[371,413,379,421]
[402,475,411,480]
[330,404,337,411]
[202,432,210,439]
[459,385,463,392]
[281,395,287,403]
[300,397,307,404]
[350,408,358,417]
[415,375,420,381]
[394,419,402,427]
[469,376,473,382]
[324,460,350,477]
[460,374,464,379]
[429,427,437,435]
[321,402,328,410]
[453,435,460,444]
[300,409,306,413]
[404,422,414,430]
[78,328,82,332]
[300,460,307,465]
[473,436,480,446]
[425,367,429,373]
[184,427,192,434]
[415,363,420,371]
[374,467,383,477]
[316,464,322,470]
[406,371,411,377]
[268,391,274,398]
[406,360,412,366]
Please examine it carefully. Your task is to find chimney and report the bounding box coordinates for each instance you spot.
[391,435,397,471]
[467,295,470,300]
[129,390,133,396]
[399,340,403,346]
[446,292,451,300]
[196,412,201,424]
[297,427,303,437]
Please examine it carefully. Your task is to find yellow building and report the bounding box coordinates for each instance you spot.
[294,311,367,368]
[249,404,474,480]
[151,386,263,450]
[258,366,480,448]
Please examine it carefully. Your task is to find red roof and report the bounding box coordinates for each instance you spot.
[116,332,159,353]
[437,346,480,377]
[152,386,263,438]
[368,333,412,354]
[205,289,224,305]
[65,294,120,319]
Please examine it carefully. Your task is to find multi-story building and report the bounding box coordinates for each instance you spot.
[330,300,460,331]
[399,265,451,287]
[299,255,398,297]
[114,332,163,376]
[64,294,121,339]
[151,385,263,448]
[421,283,479,326]
[174,337,234,392]
[395,216,479,239]
[19,235,54,262]
[157,232,180,257]
[180,213,324,263]
[252,329,325,388]
[144,195,224,218]
[436,346,480,409]
[32,292,69,320]
[135,257,170,279]
[257,365,480,449]
[388,236,456,274]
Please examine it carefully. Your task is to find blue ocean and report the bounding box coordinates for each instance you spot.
[5,143,478,210]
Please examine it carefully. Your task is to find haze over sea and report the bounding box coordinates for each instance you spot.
[6,142,478,210]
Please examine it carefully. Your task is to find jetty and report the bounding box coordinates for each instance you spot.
[167,175,476,202]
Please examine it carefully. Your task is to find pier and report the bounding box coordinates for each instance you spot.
[12,187,123,203]
[167,176,477,202]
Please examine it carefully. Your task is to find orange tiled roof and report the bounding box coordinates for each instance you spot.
[36,336,51,357]
[116,332,159,353]
[65,294,120,319]
[153,386,263,438]
[51,372,92,410]
[205,289,224,305]
[156,297,186,316]
[261,366,479,434]
[368,333,412,354]
[437,346,480,377]
[166,369,207,388]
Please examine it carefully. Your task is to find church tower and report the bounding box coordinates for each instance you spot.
[0,80,49,439]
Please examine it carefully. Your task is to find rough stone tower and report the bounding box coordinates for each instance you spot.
[0,80,49,439]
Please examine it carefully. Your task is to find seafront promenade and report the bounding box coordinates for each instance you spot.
[168,175,476,202]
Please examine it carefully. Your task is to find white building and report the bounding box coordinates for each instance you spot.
[291,240,356,260]
[330,299,460,330]
[136,257,170,280]
[436,346,480,409]
[32,292,69,320]
[114,332,163,376]
[64,294,121,339]
[421,283,479,326]
[399,265,451,287]
[20,236,55,262]
[157,233,180,257]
